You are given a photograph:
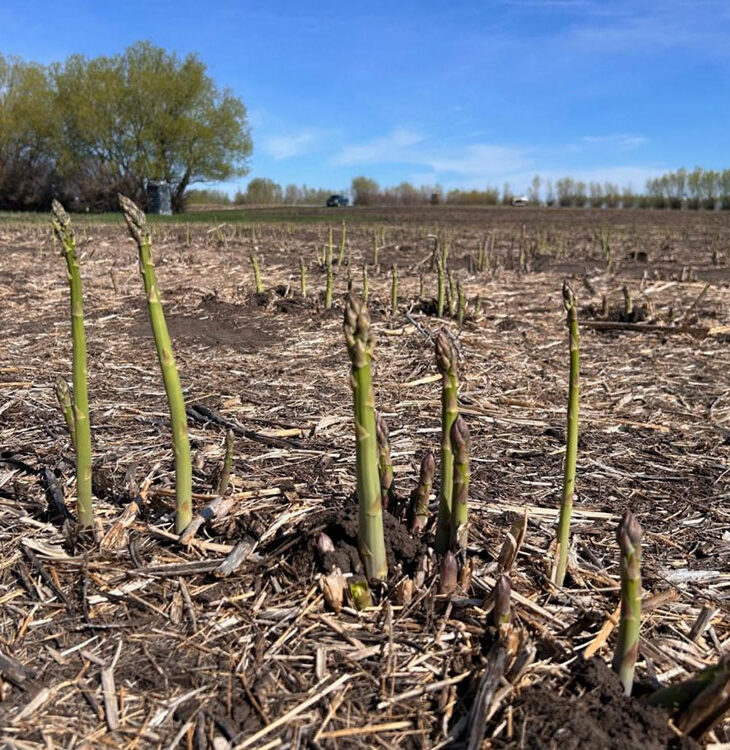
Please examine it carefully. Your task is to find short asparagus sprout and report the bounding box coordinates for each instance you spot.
[623,284,633,316]
[438,550,458,596]
[349,577,374,610]
[216,429,235,496]
[119,194,192,533]
[250,254,263,294]
[54,376,76,448]
[409,452,435,533]
[553,280,579,587]
[51,200,93,527]
[300,257,307,299]
[492,574,511,626]
[450,415,470,552]
[613,509,642,696]
[344,294,387,581]
[457,281,466,326]
[391,264,398,317]
[434,332,459,554]
[375,414,396,511]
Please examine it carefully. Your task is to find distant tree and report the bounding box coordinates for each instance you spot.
[351,176,380,205]
[588,182,603,208]
[555,178,574,207]
[52,41,252,212]
[544,180,555,207]
[501,181,513,205]
[244,178,283,205]
[574,181,587,207]
[527,175,541,205]
[0,54,58,210]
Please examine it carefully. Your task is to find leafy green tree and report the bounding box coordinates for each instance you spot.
[528,175,541,205]
[0,54,57,209]
[52,41,251,212]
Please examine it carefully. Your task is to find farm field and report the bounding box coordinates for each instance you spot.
[1,205,730,748]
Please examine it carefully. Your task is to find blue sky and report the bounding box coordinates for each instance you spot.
[2,0,729,196]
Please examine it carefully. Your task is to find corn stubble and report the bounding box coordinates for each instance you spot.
[344,294,387,581]
[52,200,93,527]
[119,194,192,533]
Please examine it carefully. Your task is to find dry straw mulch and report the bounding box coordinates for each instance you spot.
[0,208,729,748]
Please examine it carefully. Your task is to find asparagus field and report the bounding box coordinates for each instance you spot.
[1,205,730,748]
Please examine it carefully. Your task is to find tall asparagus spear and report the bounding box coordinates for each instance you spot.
[409,452,435,533]
[434,332,459,554]
[437,253,445,317]
[612,509,642,696]
[54,375,76,448]
[337,220,346,266]
[553,280,580,587]
[391,264,398,317]
[362,265,369,303]
[250,253,263,293]
[450,415,470,552]
[325,237,334,310]
[119,195,192,533]
[51,200,93,527]
[344,294,387,581]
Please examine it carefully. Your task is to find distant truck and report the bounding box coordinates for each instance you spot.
[511,195,529,207]
[326,194,349,207]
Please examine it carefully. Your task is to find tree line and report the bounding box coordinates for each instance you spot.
[0,43,251,212]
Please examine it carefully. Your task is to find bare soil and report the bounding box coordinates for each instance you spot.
[1,206,729,748]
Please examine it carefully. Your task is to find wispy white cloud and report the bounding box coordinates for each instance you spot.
[331,128,425,166]
[580,133,647,150]
[262,129,325,160]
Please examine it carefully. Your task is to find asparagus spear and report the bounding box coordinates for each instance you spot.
[612,509,642,696]
[437,253,445,317]
[553,280,579,587]
[119,194,192,533]
[51,201,93,527]
[375,413,395,511]
[409,452,435,533]
[450,415,470,552]
[362,265,369,303]
[54,375,76,448]
[344,294,387,581]
[325,236,334,310]
[492,574,511,626]
[391,264,398,317]
[299,257,307,299]
[336,220,346,266]
[434,332,459,554]
[457,281,466,326]
[438,550,458,596]
[250,253,263,294]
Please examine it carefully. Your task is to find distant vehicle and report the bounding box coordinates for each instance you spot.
[326,194,349,207]
[511,196,529,207]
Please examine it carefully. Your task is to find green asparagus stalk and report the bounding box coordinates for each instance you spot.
[623,284,633,316]
[362,265,369,303]
[300,257,307,299]
[54,375,76,448]
[477,238,485,272]
[492,574,511,626]
[447,269,456,317]
[437,255,445,317]
[51,200,93,527]
[336,220,346,266]
[612,509,642,696]
[325,237,334,310]
[216,429,235,496]
[119,194,192,533]
[372,231,379,266]
[344,294,387,581]
[375,413,395,511]
[553,280,580,587]
[250,253,263,293]
[457,281,466,327]
[349,576,374,610]
[391,264,398,317]
[434,332,459,554]
[409,452,435,533]
[450,414,470,552]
